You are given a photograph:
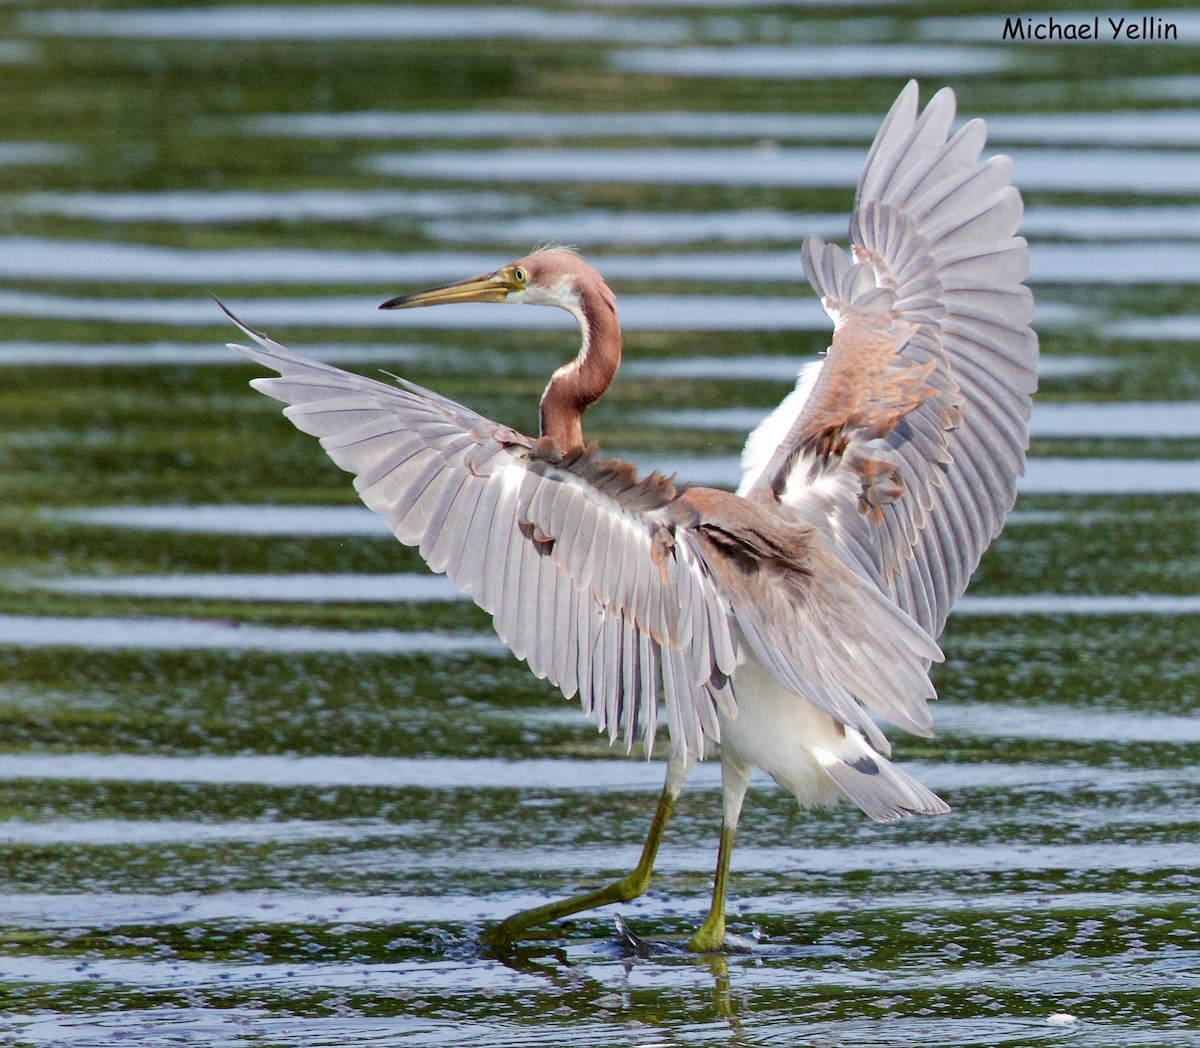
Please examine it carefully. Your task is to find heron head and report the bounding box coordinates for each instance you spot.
[380,248,590,312]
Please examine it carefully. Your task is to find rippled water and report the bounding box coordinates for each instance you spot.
[659,401,1200,437]
[2,237,1198,285]
[372,143,1200,193]
[1,2,1198,1046]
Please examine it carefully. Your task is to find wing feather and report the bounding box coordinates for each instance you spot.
[227,308,738,760]
[558,569,580,700]
[742,81,1037,637]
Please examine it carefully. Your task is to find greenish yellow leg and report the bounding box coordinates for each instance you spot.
[481,783,676,951]
[687,823,735,953]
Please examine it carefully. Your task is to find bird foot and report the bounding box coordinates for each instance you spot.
[687,915,727,953]
[480,916,556,953]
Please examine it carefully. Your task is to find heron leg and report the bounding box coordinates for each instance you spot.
[688,823,736,952]
[688,757,750,953]
[481,752,692,950]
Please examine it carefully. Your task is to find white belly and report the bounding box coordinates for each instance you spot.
[713,643,949,825]
[717,646,846,811]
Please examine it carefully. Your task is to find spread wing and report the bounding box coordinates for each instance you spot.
[740,80,1038,637]
[224,307,739,760]
[678,486,943,755]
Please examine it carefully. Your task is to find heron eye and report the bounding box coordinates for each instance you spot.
[514,266,528,286]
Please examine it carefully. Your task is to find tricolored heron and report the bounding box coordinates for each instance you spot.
[225,81,1037,953]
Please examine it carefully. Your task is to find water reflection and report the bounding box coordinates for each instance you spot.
[957,594,1200,616]
[373,144,1200,193]
[392,839,1200,876]
[1103,315,1200,341]
[1021,457,1200,494]
[28,576,1200,617]
[1021,204,1200,240]
[245,110,886,140]
[1106,73,1200,100]
[657,401,1200,438]
[571,0,913,7]
[5,1007,1194,1048]
[986,109,1200,146]
[0,344,1110,377]
[0,141,77,166]
[628,353,1109,380]
[611,44,1010,79]
[9,749,1196,793]
[1031,401,1200,437]
[430,205,1200,246]
[0,818,421,847]
[33,192,1200,244]
[628,455,1200,493]
[53,504,388,535]
[4,741,1199,800]
[2,237,1195,286]
[935,700,1200,741]
[31,571,463,602]
[0,884,1189,932]
[47,451,1200,550]
[0,753,712,790]
[24,5,690,43]
[0,289,842,330]
[0,891,491,928]
[20,188,521,223]
[0,952,548,994]
[430,209,847,246]
[0,42,35,64]
[247,107,1200,148]
[0,613,503,653]
[0,340,438,367]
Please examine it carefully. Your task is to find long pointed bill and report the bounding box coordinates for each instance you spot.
[379,269,516,310]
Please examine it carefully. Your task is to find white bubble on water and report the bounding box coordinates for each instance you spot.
[1047,1013,1078,1026]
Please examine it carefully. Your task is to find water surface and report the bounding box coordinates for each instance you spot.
[372,145,1200,193]
[243,107,1200,147]
[1,237,1195,285]
[24,5,690,42]
[1,3,1198,1046]
[658,401,1200,438]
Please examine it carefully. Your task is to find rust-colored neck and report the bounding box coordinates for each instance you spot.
[539,275,621,452]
